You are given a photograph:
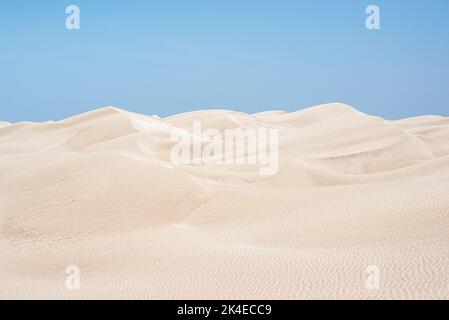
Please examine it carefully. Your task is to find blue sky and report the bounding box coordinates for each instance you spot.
[0,0,448,122]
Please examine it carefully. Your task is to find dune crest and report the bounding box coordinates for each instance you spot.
[1,103,449,299]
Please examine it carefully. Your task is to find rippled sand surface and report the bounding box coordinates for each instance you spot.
[1,103,449,299]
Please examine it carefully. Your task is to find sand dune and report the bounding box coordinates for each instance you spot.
[1,103,449,299]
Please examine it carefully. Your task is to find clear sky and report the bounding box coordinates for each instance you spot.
[0,0,448,122]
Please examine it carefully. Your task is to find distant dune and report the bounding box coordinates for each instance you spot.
[1,103,449,299]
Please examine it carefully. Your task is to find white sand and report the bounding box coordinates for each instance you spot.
[1,103,448,299]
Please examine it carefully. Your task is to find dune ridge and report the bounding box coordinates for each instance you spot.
[1,103,449,299]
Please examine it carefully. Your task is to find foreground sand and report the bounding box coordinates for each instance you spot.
[1,103,448,299]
